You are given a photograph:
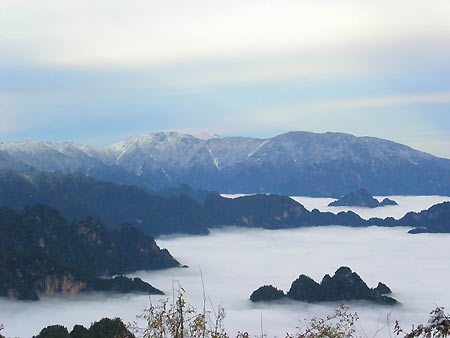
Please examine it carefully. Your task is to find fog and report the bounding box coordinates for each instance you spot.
[1,197,449,337]
[222,194,450,219]
[291,195,450,220]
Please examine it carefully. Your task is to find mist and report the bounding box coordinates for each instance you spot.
[291,195,450,220]
[0,196,449,337]
[223,194,450,220]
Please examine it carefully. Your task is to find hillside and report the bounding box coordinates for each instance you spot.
[1,171,449,237]
[0,171,367,235]
[0,204,178,300]
[1,131,449,196]
[0,170,211,236]
[0,204,179,275]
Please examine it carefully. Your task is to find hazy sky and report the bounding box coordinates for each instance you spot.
[1,1,449,157]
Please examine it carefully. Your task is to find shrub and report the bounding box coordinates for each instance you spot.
[33,325,69,338]
[138,287,228,338]
[136,289,450,338]
[394,307,450,338]
[286,304,359,338]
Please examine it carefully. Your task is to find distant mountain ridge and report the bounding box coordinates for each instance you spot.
[0,170,211,236]
[1,131,449,196]
[1,171,448,236]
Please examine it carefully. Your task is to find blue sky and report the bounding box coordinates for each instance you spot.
[1,0,449,157]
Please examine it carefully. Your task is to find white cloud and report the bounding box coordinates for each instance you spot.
[0,0,448,156]
[0,96,22,133]
[155,53,371,88]
[1,0,450,68]
[304,92,450,112]
[0,111,20,133]
[224,91,450,127]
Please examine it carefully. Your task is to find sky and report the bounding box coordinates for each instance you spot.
[0,0,449,157]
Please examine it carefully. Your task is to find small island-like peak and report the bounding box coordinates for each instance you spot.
[250,266,398,305]
[328,189,398,208]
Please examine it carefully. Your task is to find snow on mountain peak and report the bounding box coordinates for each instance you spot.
[194,132,220,140]
[0,131,448,195]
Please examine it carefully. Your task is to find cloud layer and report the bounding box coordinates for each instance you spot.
[1,195,449,337]
[2,0,450,67]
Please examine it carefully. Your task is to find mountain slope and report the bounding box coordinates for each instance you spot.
[0,170,448,236]
[0,170,211,236]
[0,204,177,300]
[1,131,449,196]
[0,171,368,236]
[0,204,179,276]
[0,141,147,188]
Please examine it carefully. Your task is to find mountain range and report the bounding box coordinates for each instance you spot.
[0,171,210,236]
[0,170,448,300]
[1,131,449,196]
[1,170,448,236]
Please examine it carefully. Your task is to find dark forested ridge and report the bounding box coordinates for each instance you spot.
[0,252,164,300]
[0,170,211,236]
[204,194,368,228]
[368,201,450,233]
[0,204,179,275]
[0,204,178,300]
[0,171,449,237]
[403,202,450,233]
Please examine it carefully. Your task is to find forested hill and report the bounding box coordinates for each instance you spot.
[0,170,211,236]
[1,171,448,236]
[0,204,179,276]
[0,204,179,300]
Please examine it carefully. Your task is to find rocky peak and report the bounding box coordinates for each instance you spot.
[287,267,398,305]
[328,189,398,208]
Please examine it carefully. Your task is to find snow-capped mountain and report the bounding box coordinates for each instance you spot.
[0,140,143,187]
[0,141,102,173]
[1,131,449,196]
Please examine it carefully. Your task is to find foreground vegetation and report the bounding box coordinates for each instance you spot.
[2,289,448,338]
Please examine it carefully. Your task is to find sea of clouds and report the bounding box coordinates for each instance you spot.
[0,196,449,337]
